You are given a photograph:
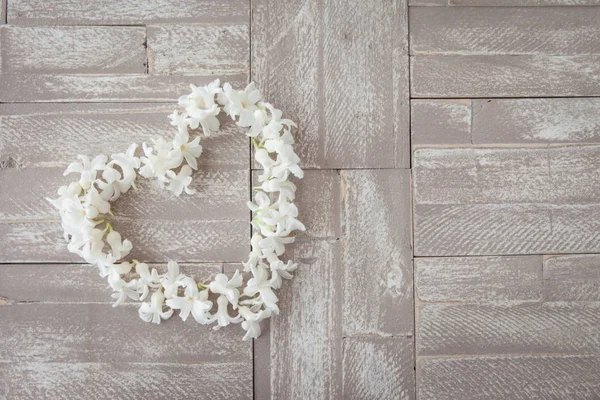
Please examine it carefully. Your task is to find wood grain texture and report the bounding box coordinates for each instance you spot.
[417,302,600,356]
[342,337,415,400]
[413,146,600,256]
[0,303,251,363]
[0,74,248,102]
[0,263,222,303]
[410,0,600,5]
[8,0,249,25]
[0,26,146,74]
[0,362,252,400]
[267,240,343,399]
[252,0,409,169]
[544,254,600,301]
[411,100,471,145]
[410,7,600,56]
[418,355,600,400]
[472,98,600,144]
[415,256,543,303]
[147,25,248,76]
[411,55,600,98]
[341,170,413,336]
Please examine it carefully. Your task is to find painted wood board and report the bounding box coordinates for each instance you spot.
[0,303,252,363]
[417,302,600,356]
[415,256,543,303]
[0,362,253,399]
[410,0,600,5]
[0,263,225,303]
[252,0,409,169]
[342,337,415,400]
[411,55,600,98]
[7,0,249,25]
[410,7,600,56]
[265,240,343,399]
[0,74,248,103]
[413,146,600,256]
[544,254,600,301]
[411,100,471,146]
[0,26,146,74]
[341,169,413,336]
[418,355,600,400]
[147,25,248,76]
[472,98,600,144]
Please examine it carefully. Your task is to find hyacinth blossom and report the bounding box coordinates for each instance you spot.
[48,80,305,340]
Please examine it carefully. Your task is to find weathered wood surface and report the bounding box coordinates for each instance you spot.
[411,55,600,98]
[8,0,249,25]
[413,146,600,256]
[148,25,248,76]
[411,100,471,145]
[472,98,600,144]
[0,26,146,74]
[418,355,600,400]
[266,240,343,399]
[252,0,409,169]
[418,302,600,356]
[342,337,415,400]
[415,256,543,303]
[0,303,251,363]
[0,263,223,303]
[410,7,600,56]
[0,362,253,400]
[0,74,248,103]
[411,0,600,5]
[341,169,413,336]
[544,254,600,301]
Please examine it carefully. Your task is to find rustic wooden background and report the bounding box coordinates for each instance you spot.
[1,0,600,399]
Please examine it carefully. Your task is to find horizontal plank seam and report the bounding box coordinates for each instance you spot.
[417,352,600,360]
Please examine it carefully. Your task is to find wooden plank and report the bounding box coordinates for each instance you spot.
[544,254,600,301]
[411,100,471,146]
[411,55,600,98]
[0,362,253,399]
[415,256,542,303]
[411,0,600,5]
[341,170,413,336]
[409,0,447,5]
[8,0,249,25]
[418,355,600,400]
[342,337,415,400]
[0,263,222,303]
[0,74,248,103]
[0,303,251,363]
[268,240,343,399]
[413,146,600,256]
[1,0,5,24]
[472,98,600,144]
[147,25,248,76]
[0,26,146,74]
[417,302,600,356]
[410,7,600,56]
[252,0,409,169]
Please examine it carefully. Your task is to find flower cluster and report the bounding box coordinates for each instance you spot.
[48,80,305,340]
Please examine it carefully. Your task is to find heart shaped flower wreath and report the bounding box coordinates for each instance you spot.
[48,80,305,340]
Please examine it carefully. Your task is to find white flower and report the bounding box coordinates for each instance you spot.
[82,185,111,219]
[244,266,279,313]
[106,230,133,260]
[172,133,203,170]
[260,177,296,202]
[179,80,221,135]
[238,306,271,340]
[169,110,191,135]
[107,144,141,197]
[166,283,212,323]
[254,149,275,182]
[272,145,303,179]
[259,235,295,257]
[263,201,305,237]
[243,233,265,272]
[218,82,261,125]
[139,290,173,324]
[212,295,242,328]
[135,262,161,301]
[209,271,243,308]
[64,155,107,190]
[109,273,139,307]
[166,165,196,196]
[139,138,179,184]
[161,261,191,298]
[261,103,295,139]
[269,260,298,289]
